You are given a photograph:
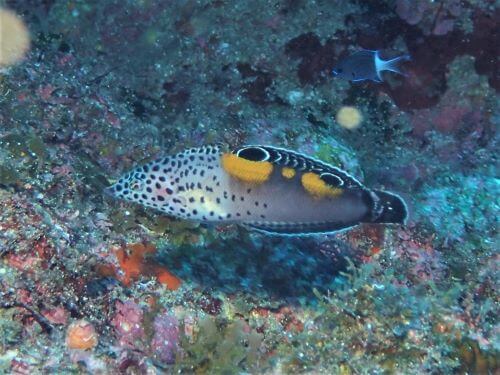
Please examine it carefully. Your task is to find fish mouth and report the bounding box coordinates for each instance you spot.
[103,186,116,198]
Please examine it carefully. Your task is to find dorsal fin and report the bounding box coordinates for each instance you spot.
[232,145,363,189]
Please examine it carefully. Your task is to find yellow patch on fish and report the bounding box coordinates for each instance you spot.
[281,167,296,179]
[221,153,273,184]
[301,172,343,198]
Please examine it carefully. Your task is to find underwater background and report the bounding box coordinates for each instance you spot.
[0,0,498,373]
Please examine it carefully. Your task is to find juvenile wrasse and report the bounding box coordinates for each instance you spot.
[105,145,408,235]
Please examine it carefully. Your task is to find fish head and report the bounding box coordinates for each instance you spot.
[332,60,352,80]
[104,158,177,209]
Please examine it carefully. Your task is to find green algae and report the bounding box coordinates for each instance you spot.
[277,260,463,373]
[0,165,20,186]
[0,308,23,352]
[176,316,265,374]
[1,133,48,161]
[72,151,109,191]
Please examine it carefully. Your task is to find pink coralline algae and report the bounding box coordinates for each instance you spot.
[396,0,430,26]
[396,0,462,35]
[111,300,145,348]
[151,312,180,364]
[394,228,446,283]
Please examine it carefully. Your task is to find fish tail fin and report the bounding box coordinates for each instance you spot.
[364,190,408,225]
[381,54,411,75]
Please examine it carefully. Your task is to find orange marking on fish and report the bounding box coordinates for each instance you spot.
[221,153,273,184]
[301,172,343,198]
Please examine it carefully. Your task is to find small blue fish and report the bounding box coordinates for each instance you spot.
[332,50,410,83]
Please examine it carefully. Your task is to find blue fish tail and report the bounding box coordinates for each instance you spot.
[380,54,411,76]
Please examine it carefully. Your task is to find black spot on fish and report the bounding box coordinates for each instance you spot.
[146,187,152,193]
[146,179,152,185]
[247,188,252,193]
[236,146,269,162]
[143,165,149,172]
[153,165,159,172]
[210,211,214,216]
[150,174,156,180]
[200,170,205,177]
[133,193,139,199]
[159,176,166,182]
[192,209,198,214]
[216,198,220,203]
[155,182,161,189]
[247,210,251,215]
[116,185,122,192]
[157,195,165,201]
[166,188,173,194]
[142,194,147,199]
[189,197,195,203]
[189,156,195,161]
[200,196,205,203]
[320,173,344,187]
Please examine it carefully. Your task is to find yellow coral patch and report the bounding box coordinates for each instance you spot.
[221,153,273,184]
[281,167,296,179]
[301,172,343,198]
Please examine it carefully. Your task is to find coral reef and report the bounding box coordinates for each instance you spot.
[0,0,498,373]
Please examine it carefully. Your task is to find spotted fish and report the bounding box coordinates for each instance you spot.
[105,145,408,235]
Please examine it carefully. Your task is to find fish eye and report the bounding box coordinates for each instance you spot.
[129,179,143,192]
